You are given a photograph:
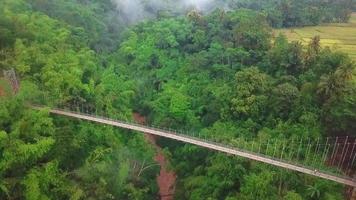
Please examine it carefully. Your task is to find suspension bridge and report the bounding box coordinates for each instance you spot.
[1,69,356,192]
[31,104,356,187]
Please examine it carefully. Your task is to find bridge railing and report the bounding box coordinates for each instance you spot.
[39,105,356,185]
[29,94,356,182]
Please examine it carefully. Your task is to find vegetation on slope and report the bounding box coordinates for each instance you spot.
[108,0,354,28]
[225,0,354,27]
[115,8,355,200]
[0,0,158,199]
[0,0,355,199]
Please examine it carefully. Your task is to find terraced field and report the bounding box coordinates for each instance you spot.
[275,13,356,60]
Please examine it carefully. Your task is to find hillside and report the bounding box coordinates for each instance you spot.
[1,1,355,199]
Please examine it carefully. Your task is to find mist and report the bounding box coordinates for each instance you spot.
[111,0,229,24]
[183,0,216,10]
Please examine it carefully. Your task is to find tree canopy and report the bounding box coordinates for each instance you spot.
[0,0,355,199]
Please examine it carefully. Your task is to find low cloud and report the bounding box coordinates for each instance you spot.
[183,0,213,10]
[111,0,229,24]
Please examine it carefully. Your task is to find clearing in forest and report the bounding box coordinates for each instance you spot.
[274,13,356,60]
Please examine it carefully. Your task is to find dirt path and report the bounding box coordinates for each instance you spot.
[0,86,4,96]
[133,113,176,200]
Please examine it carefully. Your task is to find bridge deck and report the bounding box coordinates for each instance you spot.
[35,107,356,187]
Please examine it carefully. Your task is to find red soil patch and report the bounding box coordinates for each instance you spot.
[133,113,177,200]
[155,152,176,200]
[133,113,146,124]
[0,85,4,96]
[326,137,356,174]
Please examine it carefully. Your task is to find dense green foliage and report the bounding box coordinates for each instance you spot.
[116,8,355,199]
[27,0,124,52]
[1,0,355,199]
[109,0,354,28]
[226,0,354,27]
[0,0,158,199]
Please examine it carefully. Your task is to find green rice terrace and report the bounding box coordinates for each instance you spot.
[275,13,356,60]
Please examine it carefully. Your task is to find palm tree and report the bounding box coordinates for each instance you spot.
[307,185,321,200]
[317,73,339,102]
[335,61,355,83]
[317,61,355,102]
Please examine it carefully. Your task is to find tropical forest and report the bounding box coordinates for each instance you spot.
[0,0,356,199]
